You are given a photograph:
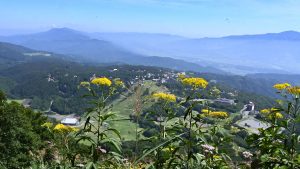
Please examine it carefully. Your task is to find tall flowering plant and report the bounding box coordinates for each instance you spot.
[150,92,177,168]
[247,83,300,168]
[40,122,79,167]
[77,77,125,168]
[157,75,231,168]
[179,76,210,168]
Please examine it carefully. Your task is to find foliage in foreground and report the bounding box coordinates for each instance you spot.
[0,91,48,168]
[1,77,300,168]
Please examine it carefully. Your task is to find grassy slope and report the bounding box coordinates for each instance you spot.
[105,81,168,140]
[7,99,24,104]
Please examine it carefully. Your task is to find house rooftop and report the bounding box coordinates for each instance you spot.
[61,118,79,125]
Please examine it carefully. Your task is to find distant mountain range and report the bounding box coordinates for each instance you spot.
[0,28,223,74]
[224,31,300,41]
[2,40,300,100]
[1,28,300,74]
[88,30,300,74]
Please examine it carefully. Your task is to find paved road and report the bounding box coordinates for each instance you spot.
[236,104,269,133]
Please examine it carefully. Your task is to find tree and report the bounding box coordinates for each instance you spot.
[0,90,48,169]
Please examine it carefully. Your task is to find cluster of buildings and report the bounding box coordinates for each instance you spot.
[214,98,236,105]
[126,70,179,85]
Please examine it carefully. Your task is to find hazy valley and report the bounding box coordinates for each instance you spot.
[2,1,300,168]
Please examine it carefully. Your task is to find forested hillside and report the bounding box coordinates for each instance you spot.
[0,42,278,114]
[1,41,300,169]
[1,74,300,168]
[1,58,276,115]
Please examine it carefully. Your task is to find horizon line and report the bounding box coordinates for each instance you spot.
[0,27,299,39]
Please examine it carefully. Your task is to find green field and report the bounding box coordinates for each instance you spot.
[88,81,169,141]
[7,99,24,104]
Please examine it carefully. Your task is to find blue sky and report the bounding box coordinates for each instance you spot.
[0,0,300,37]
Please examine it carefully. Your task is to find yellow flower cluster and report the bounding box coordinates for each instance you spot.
[153,92,176,102]
[201,109,210,114]
[273,83,300,96]
[274,112,283,119]
[53,124,79,133]
[91,77,112,86]
[287,86,300,96]
[260,108,280,114]
[267,112,284,119]
[41,122,53,129]
[260,108,283,119]
[273,83,291,90]
[260,108,270,114]
[181,77,208,89]
[207,111,228,119]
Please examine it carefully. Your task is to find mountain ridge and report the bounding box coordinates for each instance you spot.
[0,34,224,74]
[222,30,300,41]
[2,28,300,74]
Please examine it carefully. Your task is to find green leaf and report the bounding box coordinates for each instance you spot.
[76,135,95,145]
[102,138,122,153]
[81,93,92,98]
[85,162,97,169]
[101,112,116,121]
[134,132,186,165]
[184,106,192,120]
[106,128,122,139]
[83,116,91,130]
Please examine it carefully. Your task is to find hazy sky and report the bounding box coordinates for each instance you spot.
[1,0,300,37]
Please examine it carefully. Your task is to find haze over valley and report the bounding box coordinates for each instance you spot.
[1,28,300,74]
[1,0,300,168]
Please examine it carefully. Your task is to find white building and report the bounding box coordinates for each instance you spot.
[214,98,236,105]
[61,118,79,126]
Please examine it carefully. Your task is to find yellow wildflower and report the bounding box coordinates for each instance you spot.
[268,112,284,119]
[70,127,78,132]
[54,124,68,132]
[153,92,176,102]
[287,86,300,96]
[261,108,279,114]
[274,112,283,119]
[260,109,270,114]
[91,77,112,86]
[41,122,53,129]
[261,108,283,119]
[181,77,208,89]
[53,124,78,133]
[201,109,210,114]
[207,111,228,119]
[273,83,291,90]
